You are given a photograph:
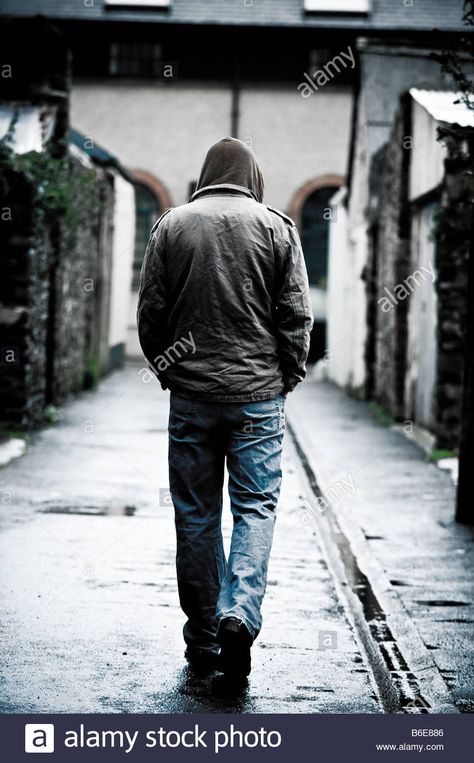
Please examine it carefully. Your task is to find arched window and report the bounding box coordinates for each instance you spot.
[287,176,344,364]
[300,186,336,290]
[132,182,162,290]
[129,170,172,291]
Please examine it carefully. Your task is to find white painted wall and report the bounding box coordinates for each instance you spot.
[347,92,369,231]
[404,98,445,429]
[238,84,352,209]
[326,188,367,390]
[409,100,446,202]
[350,222,369,389]
[71,80,353,211]
[405,204,438,430]
[109,171,136,355]
[72,79,354,359]
[329,92,369,391]
[71,82,234,207]
[127,290,141,360]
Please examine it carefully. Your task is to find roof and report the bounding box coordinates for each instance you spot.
[410,88,474,127]
[360,47,455,158]
[0,0,468,31]
[346,44,461,209]
[0,115,134,181]
[69,128,134,181]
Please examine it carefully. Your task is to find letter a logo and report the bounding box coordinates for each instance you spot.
[25,724,55,753]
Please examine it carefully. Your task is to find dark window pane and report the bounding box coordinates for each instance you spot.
[109,42,162,77]
[301,186,336,289]
[133,183,162,290]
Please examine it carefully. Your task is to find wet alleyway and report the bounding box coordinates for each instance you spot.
[0,365,380,714]
[1,365,473,714]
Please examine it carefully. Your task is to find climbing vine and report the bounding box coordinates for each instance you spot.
[0,136,97,231]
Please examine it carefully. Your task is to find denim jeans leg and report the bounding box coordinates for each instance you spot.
[168,396,226,654]
[216,396,285,640]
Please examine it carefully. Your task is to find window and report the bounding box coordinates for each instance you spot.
[301,187,336,289]
[301,185,338,364]
[105,0,171,8]
[133,184,162,290]
[304,0,370,12]
[109,42,162,77]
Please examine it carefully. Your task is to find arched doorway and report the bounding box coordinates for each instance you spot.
[131,169,172,286]
[301,186,337,290]
[288,176,344,363]
[127,170,172,358]
[133,183,162,290]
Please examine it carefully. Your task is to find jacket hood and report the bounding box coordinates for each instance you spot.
[195,137,264,203]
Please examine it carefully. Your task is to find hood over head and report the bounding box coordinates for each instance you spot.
[195,137,264,203]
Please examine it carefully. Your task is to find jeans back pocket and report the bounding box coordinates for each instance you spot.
[238,396,285,436]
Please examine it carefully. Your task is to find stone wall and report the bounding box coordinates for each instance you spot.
[0,167,50,426]
[434,129,473,449]
[366,94,472,448]
[48,158,115,404]
[0,153,115,429]
[368,94,412,420]
[0,18,116,429]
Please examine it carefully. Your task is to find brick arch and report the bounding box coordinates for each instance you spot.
[287,175,345,231]
[130,169,173,210]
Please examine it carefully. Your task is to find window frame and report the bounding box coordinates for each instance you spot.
[304,0,370,13]
[109,41,163,78]
[104,0,171,9]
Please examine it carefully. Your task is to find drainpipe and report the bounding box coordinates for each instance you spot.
[231,56,240,138]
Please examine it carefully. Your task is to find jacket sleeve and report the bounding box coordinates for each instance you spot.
[275,224,314,393]
[137,214,170,389]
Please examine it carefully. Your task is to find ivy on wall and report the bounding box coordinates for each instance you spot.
[0,129,109,428]
[0,137,97,233]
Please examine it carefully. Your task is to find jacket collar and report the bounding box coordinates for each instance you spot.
[189,183,258,203]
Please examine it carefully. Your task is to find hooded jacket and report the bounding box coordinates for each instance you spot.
[137,137,313,401]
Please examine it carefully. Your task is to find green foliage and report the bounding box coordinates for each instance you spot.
[432,1,474,114]
[0,428,32,443]
[429,206,444,240]
[348,384,365,401]
[0,137,96,231]
[428,448,458,462]
[84,357,99,390]
[42,405,60,425]
[368,401,395,427]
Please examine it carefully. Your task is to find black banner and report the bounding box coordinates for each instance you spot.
[2,713,471,762]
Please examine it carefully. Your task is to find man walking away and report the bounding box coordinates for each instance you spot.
[138,137,313,680]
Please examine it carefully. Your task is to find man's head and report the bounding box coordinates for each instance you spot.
[195,137,264,203]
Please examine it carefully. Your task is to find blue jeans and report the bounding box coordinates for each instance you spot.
[168,393,286,654]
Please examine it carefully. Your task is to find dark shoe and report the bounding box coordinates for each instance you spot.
[218,617,252,678]
[184,647,221,673]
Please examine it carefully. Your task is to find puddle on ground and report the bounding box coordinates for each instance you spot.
[37,502,136,516]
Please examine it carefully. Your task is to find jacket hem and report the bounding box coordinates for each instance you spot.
[168,385,285,403]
